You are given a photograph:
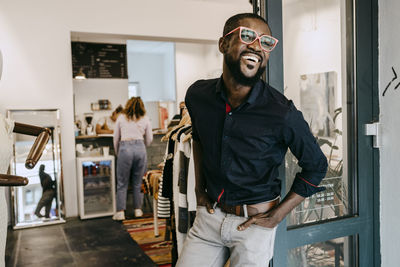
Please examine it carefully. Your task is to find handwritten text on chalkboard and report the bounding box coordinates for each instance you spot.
[71,42,127,79]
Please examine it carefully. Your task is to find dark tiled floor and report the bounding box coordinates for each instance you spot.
[6,194,156,267]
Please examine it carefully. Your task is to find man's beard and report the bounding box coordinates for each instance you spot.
[225,53,266,86]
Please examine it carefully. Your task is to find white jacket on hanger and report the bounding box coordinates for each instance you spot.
[173,131,197,255]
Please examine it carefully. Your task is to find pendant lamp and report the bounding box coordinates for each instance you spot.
[74,67,86,80]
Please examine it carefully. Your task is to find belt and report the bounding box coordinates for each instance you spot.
[121,138,141,142]
[217,197,280,217]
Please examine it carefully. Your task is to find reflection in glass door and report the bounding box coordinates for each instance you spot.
[265,0,378,266]
[288,236,354,267]
[8,109,65,229]
[283,0,351,228]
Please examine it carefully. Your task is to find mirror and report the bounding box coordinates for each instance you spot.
[7,109,65,229]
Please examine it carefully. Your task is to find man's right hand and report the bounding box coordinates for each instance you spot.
[196,190,215,214]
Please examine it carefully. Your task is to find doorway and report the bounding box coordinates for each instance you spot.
[264,0,379,266]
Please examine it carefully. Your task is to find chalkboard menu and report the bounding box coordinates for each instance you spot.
[71,42,128,79]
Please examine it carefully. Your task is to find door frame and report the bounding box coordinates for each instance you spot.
[261,0,380,266]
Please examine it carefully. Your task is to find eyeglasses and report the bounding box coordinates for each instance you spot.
[224,26,278,53]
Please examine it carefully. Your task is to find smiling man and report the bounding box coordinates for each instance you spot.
[176,13,328,266]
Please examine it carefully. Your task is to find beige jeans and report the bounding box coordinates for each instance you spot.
[176,206,277,267]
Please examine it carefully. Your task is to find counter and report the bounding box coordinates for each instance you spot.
[75,132,167,170]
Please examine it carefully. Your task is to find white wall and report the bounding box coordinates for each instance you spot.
[127,40,177,102]
[73,79,129,126]
[0,0,251,217]
[283,0,342,107]
[128,53,172,101]
[379,0,400,265]
[175,42,223,106]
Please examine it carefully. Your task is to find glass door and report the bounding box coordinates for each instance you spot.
[76,156,116,219]
[263,0,379,266]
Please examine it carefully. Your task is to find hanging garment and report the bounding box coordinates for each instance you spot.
[177,131,192,233]
[158,126,180,218]
[172,129,189,254]
[187,140,197,212]
[143,170,162,199]
[0,114,14,267]
[159,124,193,253]
[172,128,198,255]
[161,127,181,199]
[157,144,172,218]
[157,170,171,217]
[184,133,197,235]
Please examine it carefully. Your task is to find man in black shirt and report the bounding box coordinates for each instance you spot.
[177,13,327,266]
[34,164,56,218]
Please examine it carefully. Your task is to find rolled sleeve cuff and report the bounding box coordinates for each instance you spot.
[290,173,326,198]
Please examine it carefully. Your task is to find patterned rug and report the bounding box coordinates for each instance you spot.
[123,216,172,266]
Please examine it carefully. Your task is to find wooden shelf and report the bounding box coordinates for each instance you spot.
[75,134,113,140]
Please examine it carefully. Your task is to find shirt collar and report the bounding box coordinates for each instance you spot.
[216,76,224,94]
[215,76,264,105]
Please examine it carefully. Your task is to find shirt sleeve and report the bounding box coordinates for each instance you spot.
[143,117,153,146]
[185,86,200,142]
[283,102,328,197]
[113,117,121,154]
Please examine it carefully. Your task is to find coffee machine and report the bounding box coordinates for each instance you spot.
[84,112,95,136]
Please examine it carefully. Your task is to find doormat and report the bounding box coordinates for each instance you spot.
[123,216,172,266]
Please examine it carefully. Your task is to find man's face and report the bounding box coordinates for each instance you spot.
[222,18,271,86]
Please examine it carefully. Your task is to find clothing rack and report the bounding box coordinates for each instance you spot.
[157,117,196,261]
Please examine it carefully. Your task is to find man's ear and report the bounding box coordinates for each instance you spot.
[219,37,228,53]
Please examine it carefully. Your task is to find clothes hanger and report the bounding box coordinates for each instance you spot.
[175,126,192,143]
[171,114,191,141]
[161,104,189,142]
[0,122,51,186]
[161,112,191,142]
[174,125,192,142]
[181,128,192,143]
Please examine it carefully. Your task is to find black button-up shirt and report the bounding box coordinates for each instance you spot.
[185,77,328,206]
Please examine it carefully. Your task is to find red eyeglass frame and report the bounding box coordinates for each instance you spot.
[224,26,279,53]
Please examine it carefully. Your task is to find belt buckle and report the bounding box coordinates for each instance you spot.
[243,204,248,218]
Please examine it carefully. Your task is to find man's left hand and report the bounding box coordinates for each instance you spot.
[237,191,306,231]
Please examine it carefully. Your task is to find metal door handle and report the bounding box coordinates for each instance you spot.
[365,122,381,148]
[0,174,29,186]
